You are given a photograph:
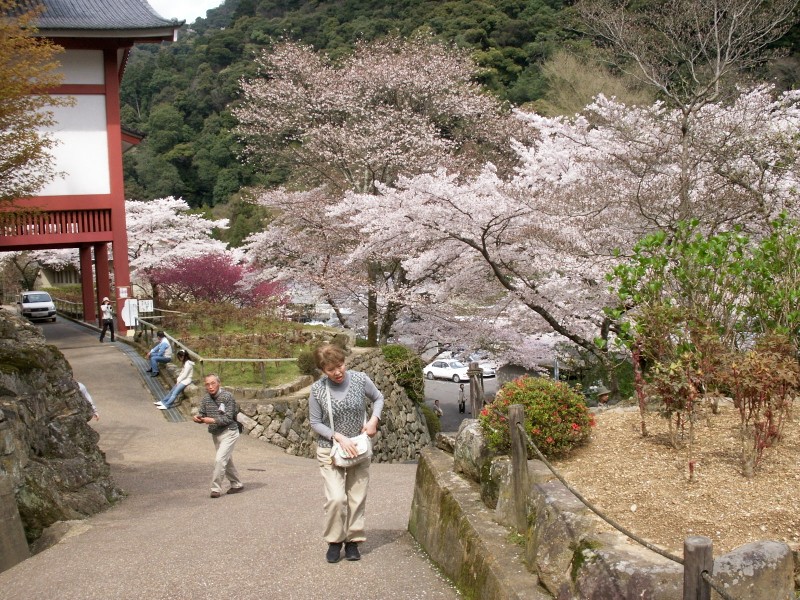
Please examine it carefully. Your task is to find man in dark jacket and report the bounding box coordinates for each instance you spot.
[193,374,244,498]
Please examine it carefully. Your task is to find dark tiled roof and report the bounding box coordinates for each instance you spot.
[26,0,182,32]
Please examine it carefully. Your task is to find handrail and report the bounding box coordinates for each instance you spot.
[52,296,84,320]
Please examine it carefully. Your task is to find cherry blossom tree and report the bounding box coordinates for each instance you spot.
[125,197,229,302]
[0,248,80,291]
[337,86,800,380]
[576,0,800,218]
[236,36,531,345]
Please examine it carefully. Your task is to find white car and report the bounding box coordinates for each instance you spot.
[17,291,57,322]
[423,359,471,383]
[476,362,497,378]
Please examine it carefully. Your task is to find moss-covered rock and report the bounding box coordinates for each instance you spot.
[0,311,122,546]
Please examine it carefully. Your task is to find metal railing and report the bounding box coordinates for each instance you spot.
[52,297,84,320]
[507,404,736,600]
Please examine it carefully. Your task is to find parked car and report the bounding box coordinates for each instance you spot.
[424,359,470,382]
[17,291,57,322]
[476,362,497,378]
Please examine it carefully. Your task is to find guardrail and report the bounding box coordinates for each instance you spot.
[52,297,84,320]
[135,316,297,386]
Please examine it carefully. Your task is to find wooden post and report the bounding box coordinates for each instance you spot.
[683,535,713,600]
[509,404,529,533]
[467,362,484,417]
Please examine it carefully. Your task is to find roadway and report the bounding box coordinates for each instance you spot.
[424,376,498,432]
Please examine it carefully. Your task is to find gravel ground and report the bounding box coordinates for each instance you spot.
[550,399,800,556]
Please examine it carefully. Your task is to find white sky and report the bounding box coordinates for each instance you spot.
[146,0,223,24]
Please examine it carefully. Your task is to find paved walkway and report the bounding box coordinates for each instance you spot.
[0,318,460,599]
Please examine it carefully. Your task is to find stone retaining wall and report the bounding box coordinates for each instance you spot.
[184,348,432,463]
[409,420,797,599]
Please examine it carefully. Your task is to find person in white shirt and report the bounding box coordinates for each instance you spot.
[99,297,114,342]
[156,349,194,409]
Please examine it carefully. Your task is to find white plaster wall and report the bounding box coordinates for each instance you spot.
[54,49,104,85]
[37,95,110,196]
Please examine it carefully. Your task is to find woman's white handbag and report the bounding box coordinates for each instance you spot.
[330,432,372,468]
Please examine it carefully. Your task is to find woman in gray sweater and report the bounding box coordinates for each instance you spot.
[308,343,384,564]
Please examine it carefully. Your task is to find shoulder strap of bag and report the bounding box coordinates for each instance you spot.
[325,383,335,433]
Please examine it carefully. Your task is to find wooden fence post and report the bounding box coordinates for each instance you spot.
[468,362,484,417]
[509,404,529,533]
[683,535,713,600]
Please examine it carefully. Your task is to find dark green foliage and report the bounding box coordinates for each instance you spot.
[479,376,594,457]
[297,349,318,376]
[381,344,425,404]
[419,403,441,439]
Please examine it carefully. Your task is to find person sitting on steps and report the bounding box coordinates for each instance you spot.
[145,331,172,377]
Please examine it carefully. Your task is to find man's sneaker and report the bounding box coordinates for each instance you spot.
[155,401,165,407]
[150,372,159,377]
[153,401,161,405]
[326,542,342,563]
[157,405,168,410]
[227,486,244,494]
[210,491,221,498]
[344,542,361,561]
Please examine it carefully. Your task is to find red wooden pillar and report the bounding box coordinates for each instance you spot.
[104,49,133,334]
[94,243,111,320]
[79,245,95,323]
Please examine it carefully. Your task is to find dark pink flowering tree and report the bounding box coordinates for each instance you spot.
[149,252,285,308]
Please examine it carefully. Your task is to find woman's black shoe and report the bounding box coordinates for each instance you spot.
[344,542,360,561]
[326,542,342,563]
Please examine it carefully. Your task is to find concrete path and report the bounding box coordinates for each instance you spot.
[0,318,460,599]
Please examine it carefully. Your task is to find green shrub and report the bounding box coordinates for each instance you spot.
[420,404,441,438]
[479,376,594,458]
[297,349,318,377]
[381,344,425,404]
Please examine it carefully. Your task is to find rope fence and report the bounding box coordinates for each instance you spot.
[507,405,737,600]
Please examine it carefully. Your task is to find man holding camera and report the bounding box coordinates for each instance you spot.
[193,374,244,498]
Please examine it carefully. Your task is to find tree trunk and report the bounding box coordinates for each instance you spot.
[366,262,380,346]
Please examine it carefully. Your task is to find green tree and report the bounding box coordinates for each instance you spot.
[0,0,71,203]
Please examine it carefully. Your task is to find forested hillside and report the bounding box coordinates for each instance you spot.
[120,0,799,243]
[120,0,571,220]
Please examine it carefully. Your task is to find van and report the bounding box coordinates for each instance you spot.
[17,291,57,322]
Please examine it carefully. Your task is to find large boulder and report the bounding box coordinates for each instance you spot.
[0,312,122,546]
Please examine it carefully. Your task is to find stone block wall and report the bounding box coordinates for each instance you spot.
[410,420,796,600]
[188,348,432,463]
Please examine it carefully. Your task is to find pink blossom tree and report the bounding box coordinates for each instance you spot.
[339,86,800,375]
[0,249,80,291]
[125,197,229,302]
[235,36,530,345]
[149,252,285,308]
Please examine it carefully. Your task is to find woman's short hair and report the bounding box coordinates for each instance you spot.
[176,349,188,361]
[313,343,346,370]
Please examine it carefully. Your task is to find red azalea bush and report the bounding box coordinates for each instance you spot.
[479,375,594,458]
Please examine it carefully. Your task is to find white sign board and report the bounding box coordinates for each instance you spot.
[138,299,154,313]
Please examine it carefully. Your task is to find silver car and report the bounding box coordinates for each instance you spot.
[18,291,57,322]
